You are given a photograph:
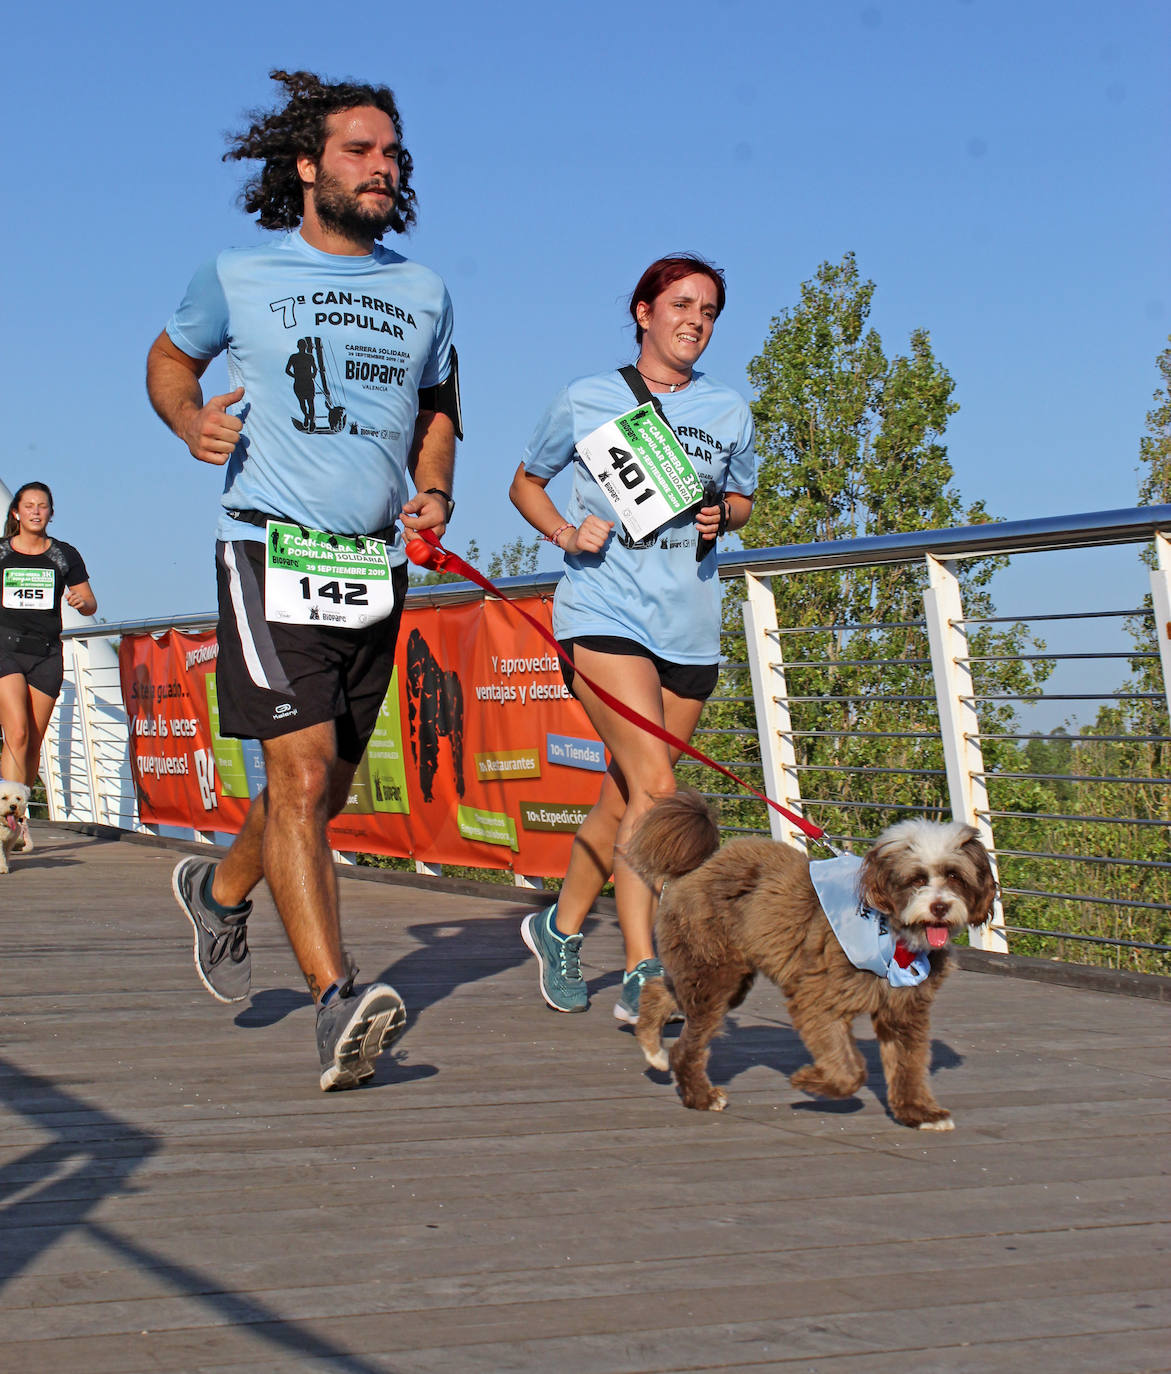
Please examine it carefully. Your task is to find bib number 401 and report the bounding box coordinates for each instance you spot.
[609,446,655,505]
[298,578,368,606]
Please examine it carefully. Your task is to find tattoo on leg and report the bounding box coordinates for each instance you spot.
[305,972,322,1001]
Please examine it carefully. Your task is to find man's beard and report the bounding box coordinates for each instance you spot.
[311,167,397,242]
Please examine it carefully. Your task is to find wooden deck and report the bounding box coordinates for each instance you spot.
[2,825,1168,1373]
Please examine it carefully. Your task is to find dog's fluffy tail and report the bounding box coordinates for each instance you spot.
[625,788,720,886]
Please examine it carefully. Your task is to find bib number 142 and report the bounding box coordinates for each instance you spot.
[298,578,368,606]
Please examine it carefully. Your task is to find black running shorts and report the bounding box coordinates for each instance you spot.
[0,641,64,697]
[559,635,719,702]
[214,540,408,763]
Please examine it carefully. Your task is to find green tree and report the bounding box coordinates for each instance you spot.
[1137,337,1171,512]
[698,253,1046,845]
[1013,337,1171,972]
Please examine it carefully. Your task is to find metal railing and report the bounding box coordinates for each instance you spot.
[39,505,1171,973]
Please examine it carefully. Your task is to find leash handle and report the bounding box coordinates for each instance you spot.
[404,530,829,844]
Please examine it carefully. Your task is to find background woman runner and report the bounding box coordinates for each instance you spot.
[0,482,97,844]
[510,255,756,1019]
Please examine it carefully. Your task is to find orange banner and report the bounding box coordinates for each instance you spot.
[118,598,607,876]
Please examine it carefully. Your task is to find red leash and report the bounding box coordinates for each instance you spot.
[404,529,829,846]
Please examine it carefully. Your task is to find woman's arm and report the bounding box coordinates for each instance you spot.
[508,463,613,555]
[65,581,97,617]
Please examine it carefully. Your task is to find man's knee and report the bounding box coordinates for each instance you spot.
[264,747,333,813]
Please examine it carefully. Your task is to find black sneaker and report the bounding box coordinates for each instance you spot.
[316,980,407,1091]
[171,857,252,1003]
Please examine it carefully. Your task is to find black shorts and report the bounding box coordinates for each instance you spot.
[559,635,719,702]
[0,640,64,696]
[214,540,409,764]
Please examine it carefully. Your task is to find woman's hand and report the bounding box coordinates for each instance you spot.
[694,501,725,541]
[562,514,614,555]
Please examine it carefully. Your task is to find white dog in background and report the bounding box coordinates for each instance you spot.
[0,781,31,875]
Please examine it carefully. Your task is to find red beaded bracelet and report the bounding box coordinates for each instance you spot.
[547,523,573,547]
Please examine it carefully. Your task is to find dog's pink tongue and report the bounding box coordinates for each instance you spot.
[927,924,950,948]
[3,815,17,832]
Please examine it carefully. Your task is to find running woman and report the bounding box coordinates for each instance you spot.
[510,255,756,1020]
[0,482,97,849]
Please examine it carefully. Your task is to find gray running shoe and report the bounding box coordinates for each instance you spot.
[316,980,407,1091]
[521,904,588,1012]
[171,857,252,1004]
[614,956,667,1024]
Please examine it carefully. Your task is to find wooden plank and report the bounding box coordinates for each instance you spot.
[1,828,1169,1373]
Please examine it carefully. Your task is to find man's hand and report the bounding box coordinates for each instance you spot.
[400,489,450,539]
[181,387,246,465]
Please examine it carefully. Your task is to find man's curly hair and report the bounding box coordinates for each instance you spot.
[224,69,417,235]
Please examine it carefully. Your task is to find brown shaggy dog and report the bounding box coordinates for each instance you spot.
[624,790,997,1130]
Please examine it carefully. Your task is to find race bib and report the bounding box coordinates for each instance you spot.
[2,567,54,610]
[263,522,395,629]
[575,404,704,542]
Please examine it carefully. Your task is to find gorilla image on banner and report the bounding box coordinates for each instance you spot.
[405,628,466,803]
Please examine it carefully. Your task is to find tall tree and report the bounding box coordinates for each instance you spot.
[1137,338,1171,512]
[701,254,1046,846]
[1018,337,1171,973]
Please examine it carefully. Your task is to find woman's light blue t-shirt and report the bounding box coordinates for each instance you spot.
[524,370,756,663]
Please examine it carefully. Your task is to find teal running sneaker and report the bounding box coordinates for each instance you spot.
[614,956,667,1024]
[521,904,588,1013]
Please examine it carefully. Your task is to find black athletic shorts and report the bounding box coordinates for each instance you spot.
[0,640,64,696]
[214,540,409,764]
[559,635,719,702]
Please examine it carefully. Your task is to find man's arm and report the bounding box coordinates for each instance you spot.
[146,330,245,466]
[400,409,457,537]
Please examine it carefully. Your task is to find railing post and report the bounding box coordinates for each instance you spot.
[68,638,105,826]
[923,556,1007,953]
[742,572,807,849]
[1151,532,1171,724]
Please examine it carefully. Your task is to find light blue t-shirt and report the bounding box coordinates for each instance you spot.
[523,370,756,662]
[166,231,455,564]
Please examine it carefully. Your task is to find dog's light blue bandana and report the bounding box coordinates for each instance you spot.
[808,854,931,988]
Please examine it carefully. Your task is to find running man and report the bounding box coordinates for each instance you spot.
[146,69,461,1090]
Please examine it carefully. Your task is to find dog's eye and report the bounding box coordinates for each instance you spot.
[945,869,961,885]
[909,870,927,887]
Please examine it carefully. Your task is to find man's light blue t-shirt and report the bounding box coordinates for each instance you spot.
[166,231,454,564]
[523,370,756,663]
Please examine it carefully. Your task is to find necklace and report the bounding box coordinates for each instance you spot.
[636,367,692,393]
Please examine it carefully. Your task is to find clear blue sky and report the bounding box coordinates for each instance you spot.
[3,0,1168,651]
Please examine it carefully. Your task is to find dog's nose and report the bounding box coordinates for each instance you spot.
[930,898,949,919]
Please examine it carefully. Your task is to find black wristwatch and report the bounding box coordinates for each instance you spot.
[425,488,455,521]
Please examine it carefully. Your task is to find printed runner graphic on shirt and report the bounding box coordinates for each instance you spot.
[268,287,423,443]
[285,335,347,434]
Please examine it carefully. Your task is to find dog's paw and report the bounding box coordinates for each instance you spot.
[681,1086,728,1112]
[642,1047,669,1072]
[917,1114,955,1132]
